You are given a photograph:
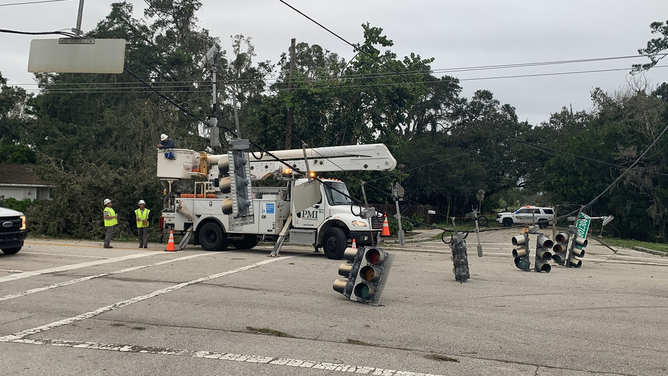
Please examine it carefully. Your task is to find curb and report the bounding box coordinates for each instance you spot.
[632,246,668,257]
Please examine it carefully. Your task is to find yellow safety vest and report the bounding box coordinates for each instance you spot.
[104,208,118,227]
[135,208,150,228]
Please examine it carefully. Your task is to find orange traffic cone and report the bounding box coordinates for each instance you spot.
[165,230,176,252]
[381,215,391,237]
[351,239,357,248]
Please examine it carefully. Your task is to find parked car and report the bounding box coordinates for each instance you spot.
[496,206,555,228]
[0,207,28,254]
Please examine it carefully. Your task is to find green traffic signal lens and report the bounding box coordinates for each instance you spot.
[514,257,529,271]
[355,283,369,298]
[354,283,375,300]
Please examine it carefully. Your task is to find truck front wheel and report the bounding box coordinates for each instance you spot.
[322,227,347,260]
[1,246,21,255]
[198,222,228,251]
[502,218,513,227]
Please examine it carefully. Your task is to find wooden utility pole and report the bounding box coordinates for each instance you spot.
[285,38,296,149]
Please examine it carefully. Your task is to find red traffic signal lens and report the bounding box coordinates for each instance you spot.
[365,249,385,265]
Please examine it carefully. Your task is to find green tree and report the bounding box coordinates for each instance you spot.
[633,20,668,72]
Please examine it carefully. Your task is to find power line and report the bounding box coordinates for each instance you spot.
[513,139,668,177]
[0,28,75,36]
[21,64,667,94]
[0,0,69,7]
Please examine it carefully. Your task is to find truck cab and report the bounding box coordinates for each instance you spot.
[290,178,383,259]
[0,207,28,254]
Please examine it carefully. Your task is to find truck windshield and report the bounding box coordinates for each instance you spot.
[323,181,352,206]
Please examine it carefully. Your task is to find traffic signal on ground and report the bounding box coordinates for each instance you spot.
[222,139,254,225]
[566,234,587,268]
[450,231,470,282]
[512,234,531,271]
[333,247,363,299]
[534,235,553,273]
[552,232,569,265]
[333,246,394,305]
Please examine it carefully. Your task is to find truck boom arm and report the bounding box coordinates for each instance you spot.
[158,143,396,181]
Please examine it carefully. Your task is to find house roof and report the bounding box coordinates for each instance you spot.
[0,164,48,186]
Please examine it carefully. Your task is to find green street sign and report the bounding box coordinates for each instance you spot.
[576,213,591,248]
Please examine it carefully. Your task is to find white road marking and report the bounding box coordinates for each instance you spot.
[6,338,443,376]
[21,252,109,259]
[0,253,212,302]
[0,256,294,341]
[0,252,158,283]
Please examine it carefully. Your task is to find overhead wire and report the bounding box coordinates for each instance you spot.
[0,0,69,7]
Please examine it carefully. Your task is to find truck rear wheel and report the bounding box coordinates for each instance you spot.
[323,227,347,260]
[198,222,228,251]
[1,247,21,255]
[231,235,258,250]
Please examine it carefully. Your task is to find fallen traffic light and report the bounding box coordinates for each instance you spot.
[552,232,569,265]
[566,234,587,268]
[449,231,470,282]
[534,235,553,273]
[333,247,363,299]
[223,139,254,225]
[512,234,531,271]
[333,246,394,305]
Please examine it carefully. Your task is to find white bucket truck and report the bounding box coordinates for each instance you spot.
[157,143,396,259]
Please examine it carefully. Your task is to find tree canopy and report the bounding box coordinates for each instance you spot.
[1,3,666,243]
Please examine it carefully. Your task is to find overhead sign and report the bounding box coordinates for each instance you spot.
[28,38,126,74]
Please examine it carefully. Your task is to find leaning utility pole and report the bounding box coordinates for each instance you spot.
[202,43,221,148]
[285,38,296,149]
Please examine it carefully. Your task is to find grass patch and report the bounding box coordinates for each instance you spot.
[598,237,668,254]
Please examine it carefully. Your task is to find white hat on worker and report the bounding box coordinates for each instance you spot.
[104,198,111,205]
[138,200,146,205]
[160,134,168,141]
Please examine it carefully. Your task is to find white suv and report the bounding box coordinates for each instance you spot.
[496,206,555,228]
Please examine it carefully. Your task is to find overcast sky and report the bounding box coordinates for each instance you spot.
[1,0,667,125]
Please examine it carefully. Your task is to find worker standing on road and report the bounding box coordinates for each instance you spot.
[135,200,150,249]
[103,198,117,249]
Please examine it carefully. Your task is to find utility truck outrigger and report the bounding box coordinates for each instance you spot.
[157,143,396,259]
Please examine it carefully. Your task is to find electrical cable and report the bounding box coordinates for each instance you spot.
[0,0,68,7]
[558,121,668,221]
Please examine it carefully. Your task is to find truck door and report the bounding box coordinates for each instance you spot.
[292,186,327,229]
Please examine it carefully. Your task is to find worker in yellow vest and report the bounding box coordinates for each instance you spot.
[103,198,117,249]
[135,200,150,248]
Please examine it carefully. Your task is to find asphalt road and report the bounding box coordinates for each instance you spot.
[0,228,666,376]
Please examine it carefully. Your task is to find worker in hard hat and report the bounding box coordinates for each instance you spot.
[103,198,117,249]
[157,134,175,149]
[135,200,150,248]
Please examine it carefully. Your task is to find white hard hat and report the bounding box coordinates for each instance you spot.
[160,134,168,141]
[138,200,146,205]
[104,198,112,205]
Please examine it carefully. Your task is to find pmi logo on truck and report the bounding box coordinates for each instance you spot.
[301,210,319,220]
